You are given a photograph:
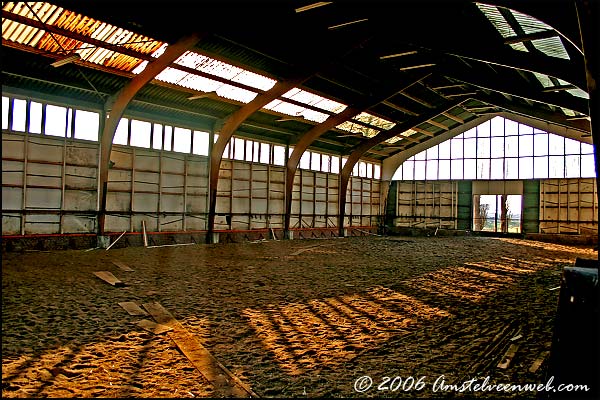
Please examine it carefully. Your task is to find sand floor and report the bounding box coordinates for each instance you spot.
[2,236,597,398]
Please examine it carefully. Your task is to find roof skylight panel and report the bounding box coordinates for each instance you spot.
[476,4,517,39]
[530,37,570,60]
[282,88,347,113]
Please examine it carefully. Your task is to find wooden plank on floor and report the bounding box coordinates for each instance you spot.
[142,301,257,398]
[529,350,550,373]
[497,344,520,369]
[92,271,124,287]
[118,301,148,316]
[135,319,173,335]
[112,260,134,272]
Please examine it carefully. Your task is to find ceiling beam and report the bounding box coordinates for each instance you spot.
[503,29,559,45]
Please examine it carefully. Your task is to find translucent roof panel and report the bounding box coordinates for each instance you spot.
[476,2,570,59]
[336,112,396,138]
[2,2,162,72]
[263,99,330,123]
[532,72,589,100]
[133,44,277,104]
[475,4,517,39]
[385,129,418,144]
[281,88,347,113]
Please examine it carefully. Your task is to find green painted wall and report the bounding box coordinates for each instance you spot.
[522,180,540,234]
[457,181,472,230]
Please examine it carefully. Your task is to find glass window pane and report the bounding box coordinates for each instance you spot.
[565,155,580,177]
[519,157,534,179]
[438,159,450,179]
[548,134,564,155]
[533,157,548,179]
[519,124,533,135]
[580,154,596,177]
[464,138,476,158]
[450,138,463,158]
[260,143,270,164]
[548,156,564,178]
[393,165,403,180]
[463,127,476,138]
[373,164,381,179]
[414,150,426,160]
[12,99,27,132]
[321,154,330,172]
[352,163,358,176]
[299,151,310,169]
[519,134,533,157]
[451,159,463,179]
[152,123,163,150]
[273,145,285,166]
[477,159,490,179]
[533,133,548,156]
[426,159,438,180]
[312,152,321,171]
[477,120,490,137]
[74,109,99,141]
[414,160,426,180]
[331,156,340,174]
[581,142,594,155]
[491,137,504,158]
[564,138,581,155]
[29,101,43,134]
[45,104,68,137]
[505,136,519,157]
[113,118,128,145]
[477,137,490,158]
[490,159,504,179]
[438,140,450,159]
[252,141,260,162]
[366,163,373,178]
[490,116,504,136]
[426,145,438,160]
[192,130,209,156]
[402,160,414,180]
[130,119,151,148]
[341,157,347,169]
[464,159,476,179]
[1,97,9,130]
[245,140,253,162]
[173,127,192,153]
[164,125,173,151]
[233,137,244,160]
[505,158,519,179]
[223,141,230,158]
[505,119,518,136]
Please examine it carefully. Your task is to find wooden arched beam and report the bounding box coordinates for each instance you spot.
[283,73,431,235]
[337,100,463,236]
[98,33,203,235]
[206,76,310,242]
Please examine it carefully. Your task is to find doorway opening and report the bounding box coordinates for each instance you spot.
[473,194,522,233]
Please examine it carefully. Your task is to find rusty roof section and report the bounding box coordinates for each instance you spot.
[2,2,163,71]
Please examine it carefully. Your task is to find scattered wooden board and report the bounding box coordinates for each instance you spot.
[290,243,335,256]
[118,301,148,316]
[112,260,134,272]
[92,271,124,287]
[529,350,550,373]
[142,301,257,398]
[497,344,520,369]
[135,319,173,335]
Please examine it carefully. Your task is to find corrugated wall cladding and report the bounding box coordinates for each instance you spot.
[539,178,598,235]
[2,133,381,235]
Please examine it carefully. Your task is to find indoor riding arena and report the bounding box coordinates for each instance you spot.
[2,1,598,399]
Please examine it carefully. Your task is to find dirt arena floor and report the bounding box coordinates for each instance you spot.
[2,235,597,398]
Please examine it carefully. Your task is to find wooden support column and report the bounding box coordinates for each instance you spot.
[206,77,308,243]
[283,73,430,237]
[337,101,462,236]
[97,33,202,235]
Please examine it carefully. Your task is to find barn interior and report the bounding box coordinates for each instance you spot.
[2,0,598,398]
